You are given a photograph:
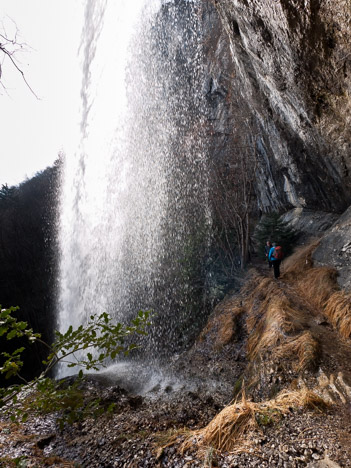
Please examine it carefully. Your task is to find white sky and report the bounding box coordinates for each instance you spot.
[0,0,83,186]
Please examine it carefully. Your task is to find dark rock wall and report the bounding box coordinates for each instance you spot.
[202,0,351,213]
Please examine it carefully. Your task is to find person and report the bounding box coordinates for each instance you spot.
[264,241,272,268]
[269,242,282,279]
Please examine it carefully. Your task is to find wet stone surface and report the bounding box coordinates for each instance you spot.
[1,376,351,467]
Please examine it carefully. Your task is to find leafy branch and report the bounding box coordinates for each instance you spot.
[0,306,153,426]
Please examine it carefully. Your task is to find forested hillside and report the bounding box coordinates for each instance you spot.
[0,160,60,382]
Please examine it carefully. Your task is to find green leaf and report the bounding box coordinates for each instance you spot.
[107,403,116,413]
[6,329,18,340]
[0,306,152,427]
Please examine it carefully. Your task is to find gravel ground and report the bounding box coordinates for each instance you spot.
[1,380,351,467]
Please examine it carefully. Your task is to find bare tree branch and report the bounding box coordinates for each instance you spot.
[210,118,260,270]
[0,20,39,99]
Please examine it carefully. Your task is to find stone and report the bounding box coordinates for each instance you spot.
[313,205,351,291]
[307,455,342,467]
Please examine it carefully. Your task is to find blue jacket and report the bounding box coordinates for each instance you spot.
[269,247,276,261]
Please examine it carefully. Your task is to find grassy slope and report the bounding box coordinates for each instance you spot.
[180,239,351,459]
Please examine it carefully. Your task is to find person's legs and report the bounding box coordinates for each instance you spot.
[273,260,281,278]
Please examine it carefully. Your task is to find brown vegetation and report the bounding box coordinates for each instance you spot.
[324,291,351,339]
[282,240,351,341]
[296,267,339,309]
[200,239,349,391]
[243,272,313,369]
[282,240,320,279]
[180,389,328,455]
[169,239,350,461]
[275,331,319,372]
[199,297,244,350]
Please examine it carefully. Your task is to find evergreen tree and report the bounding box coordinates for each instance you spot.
[254,213,297,259]
[0,161,61,385]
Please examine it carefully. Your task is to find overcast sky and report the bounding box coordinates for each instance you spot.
[0,1,83,187]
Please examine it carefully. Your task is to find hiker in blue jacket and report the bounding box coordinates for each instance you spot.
[269,242,283,279]
[265,240,273,268]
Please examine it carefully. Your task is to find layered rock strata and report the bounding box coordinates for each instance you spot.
[202,0,351,213]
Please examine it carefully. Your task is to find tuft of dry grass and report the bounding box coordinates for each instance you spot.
[240,255,326,380]
[214,310,240,349]
[279,239,351,342]
[180,388,328,455]
[246,293,307,360]
[199,297,244,349]
[244,275,277,314]
[282,240,320,280]
[324,291,351,339]
[296,267,339,310]
[182,400,255,454]
[275,331,319,372]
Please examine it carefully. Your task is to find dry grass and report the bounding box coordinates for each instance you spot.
[243,274,275,312]
[199,297,244,349]
[245,274,307,362]
[275,331,319,372]
[324,291,351,339]
[245,275,285,329]
[282,240,320,280]
[214,311,239,349]
[247,297,307,360]
[180,388,328,455]
[241,251,326,376]
[280,240,339,308]
[181,400,255,454]
[296,267,339,310]
[280,239,351,342]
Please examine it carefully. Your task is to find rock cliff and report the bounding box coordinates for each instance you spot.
[313,205,351,291]
[203,0,351,213]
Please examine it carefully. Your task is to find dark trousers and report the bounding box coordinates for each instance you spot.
[272,260,281,278]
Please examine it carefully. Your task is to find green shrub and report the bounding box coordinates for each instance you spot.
[0,306,152,427]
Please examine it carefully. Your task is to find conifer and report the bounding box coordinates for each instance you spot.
[254,213,297,259]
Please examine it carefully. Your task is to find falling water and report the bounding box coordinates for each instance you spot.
[57,0,211,376]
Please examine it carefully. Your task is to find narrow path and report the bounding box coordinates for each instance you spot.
[255,259,351,403]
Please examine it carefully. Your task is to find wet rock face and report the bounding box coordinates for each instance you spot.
[313,206,351,291]
[281,208,339,241]
[202,0,351,213]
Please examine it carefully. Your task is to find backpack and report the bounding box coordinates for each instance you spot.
[273,246,283,260]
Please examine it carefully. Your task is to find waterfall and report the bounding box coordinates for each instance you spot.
[57,0,211,377]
